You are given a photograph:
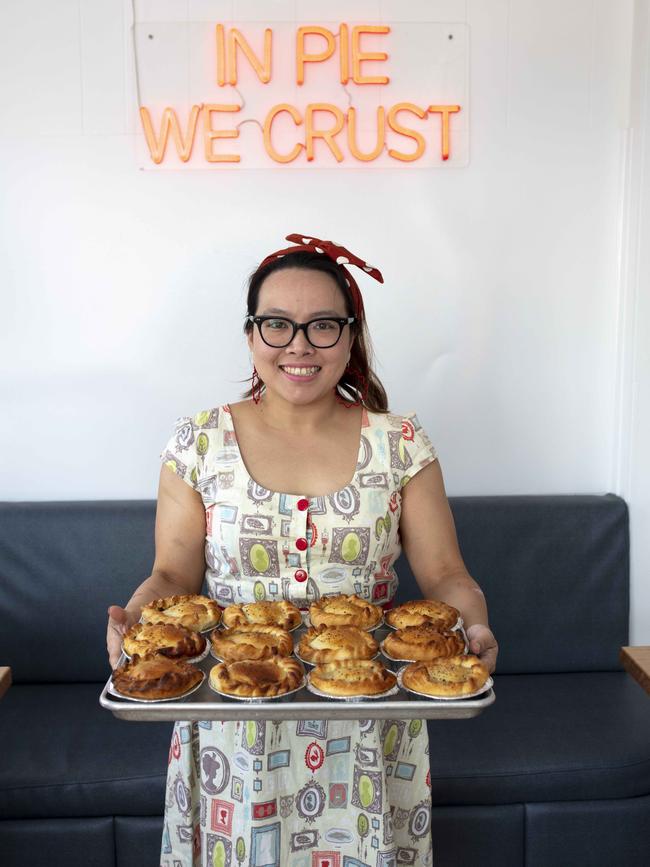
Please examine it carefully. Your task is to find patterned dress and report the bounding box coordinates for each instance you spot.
[160,405,437,867]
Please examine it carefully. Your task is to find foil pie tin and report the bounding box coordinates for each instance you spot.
[108,670,206,703]
[396,665,494,701]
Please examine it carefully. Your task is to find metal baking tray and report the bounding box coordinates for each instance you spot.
[100,626,495,722]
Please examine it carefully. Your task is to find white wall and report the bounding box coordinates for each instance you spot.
[1,0,648,641]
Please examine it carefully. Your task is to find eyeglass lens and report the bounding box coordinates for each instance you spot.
[260,318,344,348]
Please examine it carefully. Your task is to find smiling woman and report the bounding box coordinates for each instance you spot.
[106,232,497,866]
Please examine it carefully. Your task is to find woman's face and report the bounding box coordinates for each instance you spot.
[248,267,354,407]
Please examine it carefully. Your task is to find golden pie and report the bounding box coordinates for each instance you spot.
[382,624,465,661]
[209,657,305,697]
[309,594,382,630]
[309,659,397,696]
[210,624,293,662]
[298,625,379,664]
[401,654,489,697]
[111,654,203,700]
[123,622,206,660]
[140,594,222,631]
[385,599,459,630]
[222,600,302,631]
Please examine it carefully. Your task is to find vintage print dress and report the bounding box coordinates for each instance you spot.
[160,405,437,867]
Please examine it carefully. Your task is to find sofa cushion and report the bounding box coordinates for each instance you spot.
[427,671,650,805]
[0,684,170,820]
[3,672,649,821]
[0,501,156,683]
[0,817,115,867]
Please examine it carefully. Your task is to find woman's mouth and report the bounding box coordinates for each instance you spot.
[279,365,321,380]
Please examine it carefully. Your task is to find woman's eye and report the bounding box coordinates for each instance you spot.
[313,320,337,330]
[268,319,289,330]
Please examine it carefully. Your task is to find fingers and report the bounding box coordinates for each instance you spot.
[466,624,498,675]
[107,606,132,669]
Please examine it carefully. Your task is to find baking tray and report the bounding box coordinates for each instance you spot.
[100,626,495,721]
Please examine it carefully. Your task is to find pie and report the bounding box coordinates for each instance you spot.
[401,654,490,697]
[209,657,305,697]
[210,624,293,662]
[140,594,222,631]
[221,600,302,631]
[123,622,206,660]
[385,599,459,630]
[298,625,379,664]
[111,654,203,700]
[309,594,383,630]
[309,659,397,696]
[382,624,465,661]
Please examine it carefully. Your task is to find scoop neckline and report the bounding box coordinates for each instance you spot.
[223,402,368,498]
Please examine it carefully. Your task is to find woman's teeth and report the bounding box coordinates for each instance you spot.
[281,366,321,376]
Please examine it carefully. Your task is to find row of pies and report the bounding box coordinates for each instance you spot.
[136,593,462,634]
[111,593,489,701]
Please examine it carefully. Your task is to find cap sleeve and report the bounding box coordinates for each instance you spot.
[160,416,199,490]
[399,412,438,487]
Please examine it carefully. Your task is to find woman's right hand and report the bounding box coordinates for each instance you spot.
[107,605,138,669]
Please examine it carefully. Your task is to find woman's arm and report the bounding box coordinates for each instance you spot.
[399,460,499,673]
[106,465,207,667]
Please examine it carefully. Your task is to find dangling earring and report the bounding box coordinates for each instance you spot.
[336,364,368,407]
[251,366,263,404]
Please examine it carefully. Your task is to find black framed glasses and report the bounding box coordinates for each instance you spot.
[246,315,355,348]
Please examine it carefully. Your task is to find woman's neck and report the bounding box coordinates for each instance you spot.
[253,390,349,435]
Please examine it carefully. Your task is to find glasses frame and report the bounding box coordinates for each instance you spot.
[246,315,356,348]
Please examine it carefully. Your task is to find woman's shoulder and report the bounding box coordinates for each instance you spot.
[366,408,424,433]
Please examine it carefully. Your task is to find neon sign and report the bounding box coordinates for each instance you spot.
[136,22,467,168]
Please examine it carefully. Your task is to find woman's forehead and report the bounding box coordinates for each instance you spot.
[257,268,347,313]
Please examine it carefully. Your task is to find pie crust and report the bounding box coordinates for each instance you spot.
[111,654,203,700]
[221,600,302,631]
[309,594,383,630]
[210,624,293,662]
[209,657,305,697]
[401,654,490,697]
[298,625,379,664]
[140,594,222,631]
[382,624,465,661]
[309,659,397,696]
[123,622,206,660]
[385,599,459,630]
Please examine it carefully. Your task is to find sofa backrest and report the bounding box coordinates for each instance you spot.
[395,494,630,674]
[0,495,628,682]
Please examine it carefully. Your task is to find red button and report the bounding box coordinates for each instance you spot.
[296,537,308,551]
[294,569,308,582]
[297,498,309,511]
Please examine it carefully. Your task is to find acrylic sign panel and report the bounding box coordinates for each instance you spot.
[133,20,469,169]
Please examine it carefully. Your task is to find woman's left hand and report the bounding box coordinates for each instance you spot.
[465,623,498,674]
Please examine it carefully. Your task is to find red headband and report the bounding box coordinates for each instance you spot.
[257,233,383,319]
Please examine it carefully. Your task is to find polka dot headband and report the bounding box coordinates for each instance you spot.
[258,233,384,319]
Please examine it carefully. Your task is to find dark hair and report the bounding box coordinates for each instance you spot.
[243,251,388,412]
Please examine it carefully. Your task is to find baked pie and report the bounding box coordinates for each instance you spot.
[309,659,397,696]
[401,654,490,697]
[123,622,206,660]
[140,594,222,631]
[298,625,379,664]
[111,654,203,700]
[385,599,459,631]
[222,600,302,631]
[309,594,383,631]
[209,657,305,697]
[210,624,293,662]
[382,624,465,661]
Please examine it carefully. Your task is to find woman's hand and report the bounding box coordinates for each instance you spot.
[465,623,498,674]
[106,605,138,669]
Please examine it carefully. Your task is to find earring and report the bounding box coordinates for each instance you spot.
[336,364,368,407]
[251,366,263,404]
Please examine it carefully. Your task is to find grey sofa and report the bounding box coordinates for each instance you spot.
[1,495,649,866]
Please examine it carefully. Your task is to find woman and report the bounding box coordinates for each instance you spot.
[107,233,498,867]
